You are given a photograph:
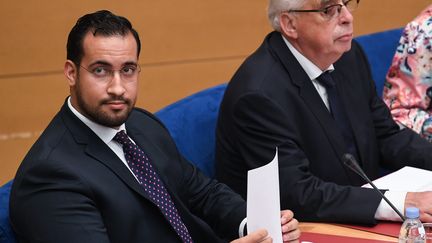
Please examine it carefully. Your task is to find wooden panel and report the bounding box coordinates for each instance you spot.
[0,0,270,76]
[354,0,431,36]
[300,222,397,241]
[0,73,68,134]
[0,138,38,185]
[138,57,243,111]
[3,1,428,76]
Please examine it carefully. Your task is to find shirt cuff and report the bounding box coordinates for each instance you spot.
[239,217,247,238]
[374,190,406,221]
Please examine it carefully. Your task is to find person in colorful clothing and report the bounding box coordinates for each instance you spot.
[383,4,432,141]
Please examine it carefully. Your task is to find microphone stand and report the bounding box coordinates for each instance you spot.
[342,153,405,221]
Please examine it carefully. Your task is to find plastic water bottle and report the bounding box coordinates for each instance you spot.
[399,207,425,243]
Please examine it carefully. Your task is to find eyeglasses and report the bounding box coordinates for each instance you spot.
[288,0,360,20]
[79,64,141,82]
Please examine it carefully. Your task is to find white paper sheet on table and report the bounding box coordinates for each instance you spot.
[247,148,282,243]
[362,166,432,191]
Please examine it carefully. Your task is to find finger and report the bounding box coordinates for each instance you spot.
[281,216,289,225]
[281,210,294,221]
[245,229,269,241]
[282,228,301,242]
[261,237,273,243]
[420,212,432,223]
[282,218,299,233]
[231,229,268,243]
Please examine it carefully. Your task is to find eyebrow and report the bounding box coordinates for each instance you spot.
[88,60,138,67]
[123,61,138,66]
[320,0,339,7]
[88,60,112,67]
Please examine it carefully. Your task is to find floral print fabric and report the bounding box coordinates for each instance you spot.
[383,5,432,141]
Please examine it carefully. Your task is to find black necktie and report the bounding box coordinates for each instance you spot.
[113,130,193,243]
[317,71,360,163]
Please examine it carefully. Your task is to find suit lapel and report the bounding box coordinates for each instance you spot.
[125,124,182,202]
[332,70,365,165]
[268,32,349,161]
[60,103,154,202]
[331,70,371,185]
[84,138,155,202]
[299,80,349,158]
[125,120,195,223]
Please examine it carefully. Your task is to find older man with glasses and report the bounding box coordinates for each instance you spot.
[216,0,432,224]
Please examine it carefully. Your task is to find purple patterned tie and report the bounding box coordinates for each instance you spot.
[113,130,193,243]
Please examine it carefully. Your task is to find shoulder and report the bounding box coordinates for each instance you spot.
[226,32,293,96]
[337,40,367,64]
[335,40,371,77]
[126,108,173,139]
[128,108,166,128]
[236,32,287,76]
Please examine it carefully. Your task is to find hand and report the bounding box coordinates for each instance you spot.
[231,210,301,243]
[231,229,271,243]
[405,192,432,222]
[280,210,300,243]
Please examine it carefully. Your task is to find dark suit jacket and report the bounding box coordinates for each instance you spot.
[215,31,432,224]
[10,100,246,243]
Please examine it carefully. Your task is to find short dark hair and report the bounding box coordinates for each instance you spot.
[66,10,141,66]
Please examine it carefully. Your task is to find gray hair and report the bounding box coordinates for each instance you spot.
[267,0,307,31]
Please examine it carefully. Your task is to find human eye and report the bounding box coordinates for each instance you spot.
[343,0,352,6]
[322,4,339,17]
[121,65,137,76]
[92,66,110,77]
[343,0,357,12]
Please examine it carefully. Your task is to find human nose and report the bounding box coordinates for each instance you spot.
[338,5,354,24]
[107,71,126,96]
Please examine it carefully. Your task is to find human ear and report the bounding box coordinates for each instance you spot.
[279,12,298,39]
[64,60,78,86]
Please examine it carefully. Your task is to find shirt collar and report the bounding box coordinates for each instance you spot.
[67,97,126,144]
[282,35,334,80]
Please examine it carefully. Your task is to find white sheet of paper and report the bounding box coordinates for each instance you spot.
[247,149,282,243]
[362,166,432,191]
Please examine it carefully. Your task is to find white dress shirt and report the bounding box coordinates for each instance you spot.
[67,97,139,182]
[282,36,406,221]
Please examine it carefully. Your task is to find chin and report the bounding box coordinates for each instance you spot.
[336,44,352,56]
[345,42,352,51]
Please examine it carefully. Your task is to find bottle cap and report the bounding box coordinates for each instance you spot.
[406,207,420,219]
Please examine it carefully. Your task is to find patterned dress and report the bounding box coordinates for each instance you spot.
[383,4,432,141]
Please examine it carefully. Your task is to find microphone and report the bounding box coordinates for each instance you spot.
[342,153,405,221]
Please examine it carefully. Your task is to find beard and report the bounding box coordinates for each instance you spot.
[74,79,135,128]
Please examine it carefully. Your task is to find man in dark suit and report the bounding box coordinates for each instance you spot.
[9,10,300,243]
[216,0,432,225]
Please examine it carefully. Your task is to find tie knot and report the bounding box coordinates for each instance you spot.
[113,130,131,146]
[317,71,335,88]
